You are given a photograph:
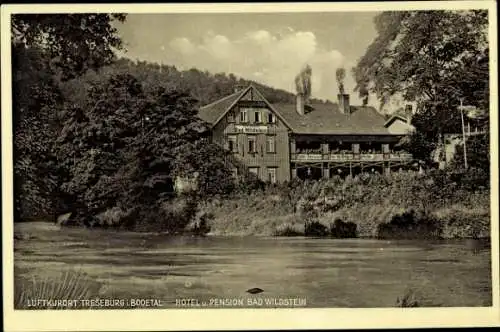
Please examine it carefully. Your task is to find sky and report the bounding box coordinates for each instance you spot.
[115,12,381,106]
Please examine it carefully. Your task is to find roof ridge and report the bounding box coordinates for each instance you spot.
[200,89,244,109]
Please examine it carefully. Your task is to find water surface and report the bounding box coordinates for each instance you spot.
[14,224,492,308]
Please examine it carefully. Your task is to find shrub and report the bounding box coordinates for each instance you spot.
[95,206,131,227]
[304,221,329,237]
[434,205,490,238]
[203,171,490,238]
[189,211,214,236]
[459,167,489,190]
[130,197,198,233]
[273,224,303,237]
[330,218,357,238]
[377,209,442,240]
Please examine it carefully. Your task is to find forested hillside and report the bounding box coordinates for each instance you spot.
[60,57,331,108]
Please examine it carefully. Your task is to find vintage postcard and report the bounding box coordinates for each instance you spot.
[2,1,499,331]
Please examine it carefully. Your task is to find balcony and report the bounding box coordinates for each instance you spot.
[295,153,323,161]
[291,152,413,162]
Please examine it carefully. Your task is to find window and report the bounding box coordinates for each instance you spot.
[254,110,262,123]
[267,167,277,184]
[248,135,256,153]
[268,112,276,124]
[232,168,238,179]
[240,109,248,123]
[266,136,276,153]
[249,167,259,177]
[227,135,237,153]
[227,111,235,123]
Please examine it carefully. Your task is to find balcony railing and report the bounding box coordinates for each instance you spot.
[292,152,413,162]
[295,153,323,161]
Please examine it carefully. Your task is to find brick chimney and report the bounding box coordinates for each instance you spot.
[405,104,413,124]
[296,93,305,115]
[338,94,350,114]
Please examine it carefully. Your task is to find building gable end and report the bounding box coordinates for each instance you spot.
[211,85,294,131]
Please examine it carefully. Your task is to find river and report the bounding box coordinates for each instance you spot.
[14,223,492,308]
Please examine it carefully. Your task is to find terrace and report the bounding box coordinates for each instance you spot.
[291,140,412,163]
[291,152,413,162]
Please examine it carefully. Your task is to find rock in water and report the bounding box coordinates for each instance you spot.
[246,288,264,294]
[56,212,72,226]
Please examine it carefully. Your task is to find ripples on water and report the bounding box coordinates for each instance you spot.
[14,225,492,308]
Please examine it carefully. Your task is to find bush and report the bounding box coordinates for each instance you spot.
[273,224,303,237]
[304,221,329,237]
[95,206,131,227]
[377,209,442,240]
[130,197,198,233]
[330,218,357,238]
[434,205,490,238]
[458,167,489,190]
[189,211,213,236]
[203,171,490,238]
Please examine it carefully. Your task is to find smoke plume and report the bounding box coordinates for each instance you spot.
[336,67,346,95]
[294,64,312,100]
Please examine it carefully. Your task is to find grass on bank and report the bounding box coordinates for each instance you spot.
[15,269,102,309]
[395,288,421,307]
[199,171,490,238]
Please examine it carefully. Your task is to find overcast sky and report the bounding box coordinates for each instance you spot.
[116,12,381,106]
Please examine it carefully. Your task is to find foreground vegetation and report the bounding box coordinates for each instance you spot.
[196,170,489,238]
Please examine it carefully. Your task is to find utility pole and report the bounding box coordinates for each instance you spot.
[459,98,468,169]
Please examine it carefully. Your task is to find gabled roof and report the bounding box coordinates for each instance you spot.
[198,87,248,124]
[198,84,294,130]
[384,114,409,127]
[198,85,405,136]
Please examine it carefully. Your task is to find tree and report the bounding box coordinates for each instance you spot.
[12,45,63,219]
[174,140,235,199]
[12,14,126,80]
[56,74,146,225]
[12,14,127,221]
[57,73,235,229]
[354,10,488,110]
[353,10,489,161]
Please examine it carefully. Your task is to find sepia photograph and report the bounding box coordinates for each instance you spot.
[1,1,498,331]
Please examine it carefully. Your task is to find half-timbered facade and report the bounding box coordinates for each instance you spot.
[198,84,415,183]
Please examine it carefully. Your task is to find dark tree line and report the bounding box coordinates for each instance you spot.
[10,14,255,228]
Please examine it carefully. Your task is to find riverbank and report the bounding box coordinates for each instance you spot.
[196,172,490,238]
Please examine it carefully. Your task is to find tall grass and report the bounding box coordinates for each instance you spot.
[395,288,421,307]
[15,270,101,309]
[200,171,490,238]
